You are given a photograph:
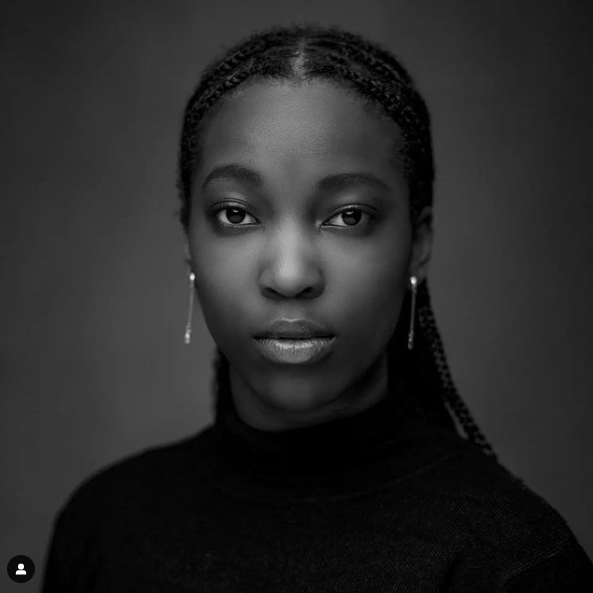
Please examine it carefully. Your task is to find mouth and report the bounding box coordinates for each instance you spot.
[254,318,334,340]
[253,337,336,365]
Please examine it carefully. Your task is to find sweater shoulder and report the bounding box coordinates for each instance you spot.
[54,426,214,524]
[418,439,586,577]
[42,428,215,590]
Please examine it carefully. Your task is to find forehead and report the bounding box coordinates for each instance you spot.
[197,80,404,181]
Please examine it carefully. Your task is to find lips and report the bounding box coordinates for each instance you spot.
[255,318,334,340]
[253,337,336,364]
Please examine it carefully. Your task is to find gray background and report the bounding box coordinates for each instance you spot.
[1,0,592,590]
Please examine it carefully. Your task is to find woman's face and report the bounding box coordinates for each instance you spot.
[187,80,430,429]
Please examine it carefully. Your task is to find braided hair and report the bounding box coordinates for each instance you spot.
[176,24,497,460]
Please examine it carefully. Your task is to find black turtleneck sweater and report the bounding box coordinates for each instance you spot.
[42,373,593,592]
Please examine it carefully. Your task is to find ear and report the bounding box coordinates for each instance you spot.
[408,206,433,283]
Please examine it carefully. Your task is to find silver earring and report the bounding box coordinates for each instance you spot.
[184,272,196,345]
[407,276,418,351]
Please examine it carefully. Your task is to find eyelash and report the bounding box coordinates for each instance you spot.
[211,202,377,229]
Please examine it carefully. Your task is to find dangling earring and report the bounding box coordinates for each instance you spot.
[407,275,418,351]
[184,271,196,345]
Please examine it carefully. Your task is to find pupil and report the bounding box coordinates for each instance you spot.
[342,210,361,226]
[227,208,245,224]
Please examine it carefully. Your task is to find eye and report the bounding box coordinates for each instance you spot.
[212,204,258,227]
[324,207,375,228]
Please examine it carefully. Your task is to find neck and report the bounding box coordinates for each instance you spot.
[228,352,390,432]
[211,351,423,488]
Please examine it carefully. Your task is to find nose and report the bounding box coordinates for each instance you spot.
[259,225,324,300]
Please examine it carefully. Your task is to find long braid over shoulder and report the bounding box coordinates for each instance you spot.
[177,24,497,460]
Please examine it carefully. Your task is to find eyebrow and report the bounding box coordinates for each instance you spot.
[201,164,391,194]
[201,164,262,191]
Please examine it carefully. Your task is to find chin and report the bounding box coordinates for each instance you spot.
[255,374,343,413]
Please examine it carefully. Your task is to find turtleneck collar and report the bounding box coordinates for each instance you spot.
[195,358,469,502]
[220,371,414,468]
[199,352,469,498]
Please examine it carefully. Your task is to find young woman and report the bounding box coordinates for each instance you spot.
[42,25,593,591]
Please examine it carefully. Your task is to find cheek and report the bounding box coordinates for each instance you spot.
[324,226,411,356]
[189,237,255,339]
[332,249,408,334]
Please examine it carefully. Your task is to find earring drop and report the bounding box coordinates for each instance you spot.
[184,272,196,345]
[407,275,418,351]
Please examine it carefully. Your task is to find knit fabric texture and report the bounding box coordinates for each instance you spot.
[42,374,593,592]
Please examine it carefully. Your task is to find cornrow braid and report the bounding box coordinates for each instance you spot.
[309,28,415,84]
[178,24,497,460]
[415,282,497,458]
[385,282,458,435]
